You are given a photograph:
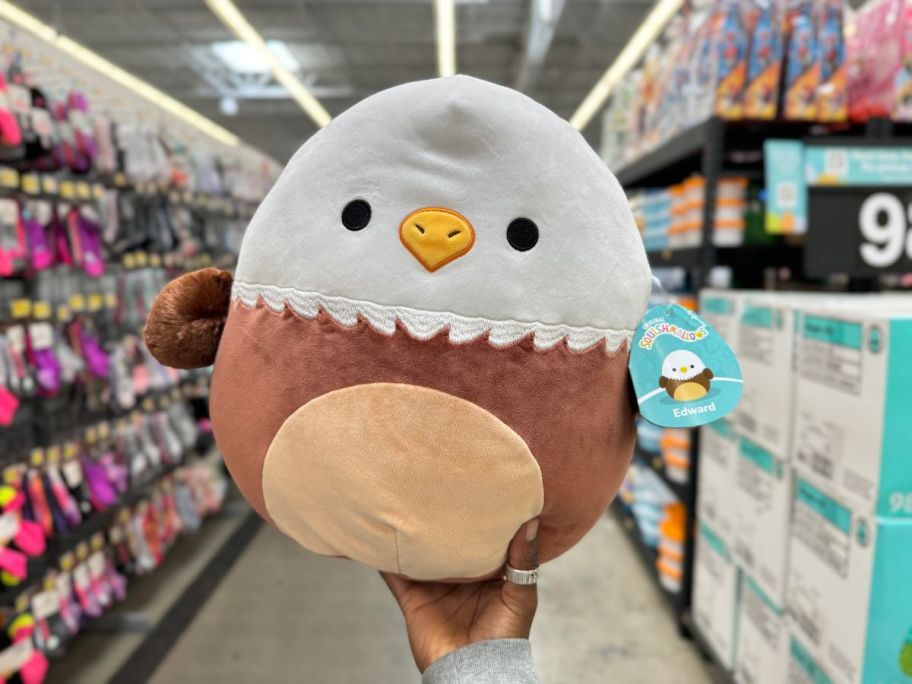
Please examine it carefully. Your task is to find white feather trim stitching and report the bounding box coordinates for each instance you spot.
[232,280,633,353]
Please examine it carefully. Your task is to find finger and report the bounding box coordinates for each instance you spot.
[507,518,539,572]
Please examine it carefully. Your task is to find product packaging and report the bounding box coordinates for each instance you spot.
[743,0,787,119]
[696,417,740,545]
[783,2,819,120]
[693,520,740,668]
[764,140,806,234]
[786,474,912,684]
[814,0,847,122]
[714,1,751,119]
[732,435,793,604]
[735,292,805,455]
[792,305,912,518]
[735,573,790,684]
[700,289,742,351]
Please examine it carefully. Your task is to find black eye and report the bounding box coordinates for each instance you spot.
[691,365,694,368]
[341,199,371,231]
[506,218,538,251]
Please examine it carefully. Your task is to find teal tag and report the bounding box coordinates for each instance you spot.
[629,304,743,428]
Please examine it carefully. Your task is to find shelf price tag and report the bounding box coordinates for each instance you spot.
[59,180,76,199]
[807,187,912,277]
[807,145,912,277]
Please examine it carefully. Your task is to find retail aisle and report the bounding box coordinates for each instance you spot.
[152,512,714,683]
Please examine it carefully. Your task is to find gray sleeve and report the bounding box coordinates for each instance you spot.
[421,639,539,684]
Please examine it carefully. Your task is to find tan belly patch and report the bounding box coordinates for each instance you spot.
[673,382,708,402]
[261,382,545,580]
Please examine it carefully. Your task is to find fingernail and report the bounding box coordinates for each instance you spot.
[525,519,539,541]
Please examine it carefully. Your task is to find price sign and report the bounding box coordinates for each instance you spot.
[806,143,912,277]
[807,187,912,277]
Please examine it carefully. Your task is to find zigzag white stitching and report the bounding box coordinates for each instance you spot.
[232,280,633,353]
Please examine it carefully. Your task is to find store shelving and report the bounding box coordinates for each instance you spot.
[635,447,688,503]
[614,114,911,641]
[609,499,681,619]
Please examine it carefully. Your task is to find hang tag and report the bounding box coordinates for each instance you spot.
[629,304,743,428]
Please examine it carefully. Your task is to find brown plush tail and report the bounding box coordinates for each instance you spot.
[143,268,233,369]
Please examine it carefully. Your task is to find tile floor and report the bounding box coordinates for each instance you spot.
[146,512,715,684]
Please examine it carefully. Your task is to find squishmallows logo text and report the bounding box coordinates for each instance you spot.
[638,318,708,350]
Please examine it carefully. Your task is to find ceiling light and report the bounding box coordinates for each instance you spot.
[211,39,300,75]
[435,0,456,77]
[0,0,239,146]
[205,0,331,128]
[570,0,683,131]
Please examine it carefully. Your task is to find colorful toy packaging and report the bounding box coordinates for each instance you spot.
[846,0,912,122]
[743,0,787,120]
[783,2,819,120]
[815,0,847,121]
[715,1,750,119]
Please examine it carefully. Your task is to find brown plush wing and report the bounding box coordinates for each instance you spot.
[143,268,233,369]
[704,368,714,381]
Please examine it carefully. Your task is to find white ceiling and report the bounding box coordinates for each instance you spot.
[13,0,654,160]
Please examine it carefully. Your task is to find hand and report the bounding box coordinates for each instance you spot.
[382,519,540,673]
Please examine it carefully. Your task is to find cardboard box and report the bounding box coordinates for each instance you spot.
[787,628,836,684]
[786,474,912,683]
[732,436,793,605]
[735,573,789,684]
[700,289,742,352]
[697,417,740,545]
[735,294,800,455]
[693,520,740,669]
[792,307,912,518]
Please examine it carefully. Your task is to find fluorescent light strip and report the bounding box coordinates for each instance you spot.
[205,0,331,128]
[570,0,683,131]
[435,0,456,77]
[0,0,239,147]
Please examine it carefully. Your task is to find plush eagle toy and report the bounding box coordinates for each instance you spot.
[144,76,651,581]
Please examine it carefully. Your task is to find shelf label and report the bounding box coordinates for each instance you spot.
[807,187,912,277]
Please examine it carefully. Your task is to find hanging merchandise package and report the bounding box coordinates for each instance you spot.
[630,304,743,428]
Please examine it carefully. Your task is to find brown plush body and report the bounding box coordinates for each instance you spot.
[209,299,636,572]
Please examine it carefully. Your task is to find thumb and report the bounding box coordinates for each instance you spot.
[501,519,539,624]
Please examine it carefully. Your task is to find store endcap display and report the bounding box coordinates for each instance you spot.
[144,75,657,581]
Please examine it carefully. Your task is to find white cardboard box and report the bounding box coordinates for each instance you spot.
[786,473,912,684]
[700,289,742,352]
[696,417,739,545]
[693,520,740,670]
[787,628,836,684]
[735,573,789,684]
[792,306,912,518]
[735,293,800,455]
[732,435,793,606]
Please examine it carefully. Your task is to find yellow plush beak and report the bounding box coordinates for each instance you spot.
[400,207,475,272]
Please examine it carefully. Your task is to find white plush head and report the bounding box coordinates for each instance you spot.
[662,350,706,381]
[234,75,651,351]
